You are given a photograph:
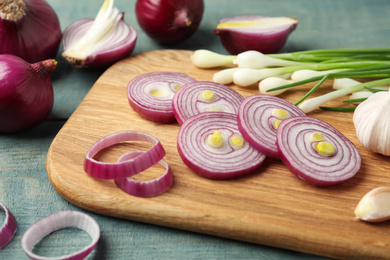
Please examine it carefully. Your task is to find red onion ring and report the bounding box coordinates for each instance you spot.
[21,211,100,260]
[127,72,197,123]
[172,81,244,125]
[238,94,306,159]
[276,116,361,186]
[62,14,137,68]
[0,202,17,250]
[114,150,174,197]
[84,131,165,180]
[177,112,266,179]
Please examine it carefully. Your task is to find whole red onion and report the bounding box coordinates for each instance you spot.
[135,0,204,44]
[0,0,61,63]
[0,54,56,133]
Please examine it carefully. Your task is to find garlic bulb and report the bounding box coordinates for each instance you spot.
[353,88,390,156]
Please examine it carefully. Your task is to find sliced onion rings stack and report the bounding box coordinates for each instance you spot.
[21,211,100,260]
[84,131,173,197]
[172,81,244,125]
[0,202,17,250]
[238,94,306,159]
[177,112,266,179]
[127,72,197,123]
[276,116,361,186]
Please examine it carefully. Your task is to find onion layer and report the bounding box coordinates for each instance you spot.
[214,16,298,55]
[276,116,361,186]
[0,202,17,250]
[21,211,100,260]
[238,94,306,158]
[114,151,174,197]
[127,72,197,123]
[84,131,166,180]
[62,0,137,68]
[177,112,266,180]
[172,81,244,125]
[0,0,61,63]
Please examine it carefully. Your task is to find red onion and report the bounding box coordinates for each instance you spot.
[21,210,100,260]
[127,72,197,123]
[114,150,174,197]
[237,94,306,159]
[0,0,61,63]
[135,0,204,44]
[0,202,17,250]
[62,0,137,68]
[84,131,166,180]
[172,81,244,125]
[177,112,266,180]
[0,54,56,133]
[214,16,298,55]
[276,116,361,186]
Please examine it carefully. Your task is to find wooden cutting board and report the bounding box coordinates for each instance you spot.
[46,50,390,260]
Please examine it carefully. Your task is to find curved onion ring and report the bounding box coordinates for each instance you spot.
[84,131,165,180]
[62,15,137,68]
[238,94,306,158]
[114,151,174,197]
[127,72,197,123]
[172,81,244,125]
[21,211,100,260]
[177,112,266,179]
[276,116,361,186]
[0,202,17,250]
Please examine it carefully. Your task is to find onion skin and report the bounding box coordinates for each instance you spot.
[177,112,266,180]
[214,16,298,55]
[0,0,61,63]
[0,54,56,133]
[62,15,137,68]
[276,116,361,187]
[135,0,204,44]
[0,202,17,250]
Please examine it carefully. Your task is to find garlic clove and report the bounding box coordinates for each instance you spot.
[355,187,390,222]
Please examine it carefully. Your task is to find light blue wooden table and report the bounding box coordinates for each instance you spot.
[1,0,389,259]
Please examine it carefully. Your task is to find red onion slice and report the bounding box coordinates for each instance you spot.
[238,95,306,159]
[276,116,361,186]
[84,131,165,180]
[177,112,266,179]
[114,151,174,197]
[172,81,244,125]
[0,202,17,250]
[127,72,197,123]
[21,211,100,260]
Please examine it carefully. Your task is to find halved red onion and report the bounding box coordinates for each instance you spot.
[84,131,165,180]
[62,14,137,68]
[172,81,244,125]
[114,150,174,197]
[238,95,306,159]
[127,72,197,123]
[276,116,361,186]
[177,112,266,179]
[0,202,17,250]
[21,211,100,260]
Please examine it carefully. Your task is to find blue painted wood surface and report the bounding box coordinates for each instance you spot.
[1,0,389,259]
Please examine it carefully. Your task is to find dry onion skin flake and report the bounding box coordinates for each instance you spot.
[355,187,390,222]
[276,116,361,186]
[177,112,266,180]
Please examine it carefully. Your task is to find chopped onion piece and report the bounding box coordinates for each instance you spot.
[0,202,17,250]
[172,81,244,125]
[114,150,173,197]
[21,211,100,260]
[84,131,165,180]
[127,72,197,123]
[276,116,361,186]
[238,95,306,158]
[177,112,266,179]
